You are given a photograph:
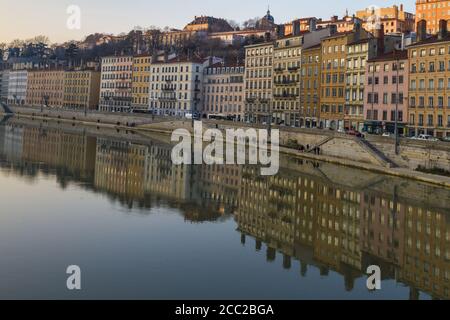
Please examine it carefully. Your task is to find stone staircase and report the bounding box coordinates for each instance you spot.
[356,138,397,168]
[306,136,334,153]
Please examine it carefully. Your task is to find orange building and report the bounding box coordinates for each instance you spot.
[416,0,450,34]
[356,4,415,34]
[26,69,65,108]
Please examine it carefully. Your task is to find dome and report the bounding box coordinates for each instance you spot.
[256,8,275,30]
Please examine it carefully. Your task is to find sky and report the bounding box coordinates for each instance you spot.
[0,0,417,44]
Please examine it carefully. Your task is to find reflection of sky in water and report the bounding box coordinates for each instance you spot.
[0,122,447,300]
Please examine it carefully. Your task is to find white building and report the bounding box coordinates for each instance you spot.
[148,57,221,117]
[7,70,28,105]
[0,70,9,103]
[99,56,133,112]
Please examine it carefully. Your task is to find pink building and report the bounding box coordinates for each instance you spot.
[364,50,409,134]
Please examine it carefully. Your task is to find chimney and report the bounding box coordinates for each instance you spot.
[375,23,385,55]
[417,20,427,42]
[353,21,361,42]
[400,4,404,12]
[438,19,448,40]
[309,18,317,32]
[331,15,338,23]
[293,20,301,35]
[329,24,337,35]
[276,24,285,37]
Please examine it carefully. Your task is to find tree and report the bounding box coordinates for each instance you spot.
[65,43,79,67]
[242,17,260,30]
[227,20,240,30]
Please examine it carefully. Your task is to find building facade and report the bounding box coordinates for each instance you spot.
[364,51,409,134]
[99,56,133,112]
[300,45,321,128]
[273,35,303,126]
[416,0,450,34]
[203,63,245,121]
[63,70,101,111]
[407,21,450,138]
[0,71,8,103]
[356,4,415,34]
[320,26,370,130]
[244,42,273,124]
[320,33,349,130]
[7,70,28,105]
[149,58,205,117]
[131,55,151,111]
[345,37,376,131]
[26,70,65,108]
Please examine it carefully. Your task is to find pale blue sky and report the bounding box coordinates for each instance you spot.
[0,0,416,44]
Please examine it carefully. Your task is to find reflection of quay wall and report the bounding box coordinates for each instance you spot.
[235,161,450,299]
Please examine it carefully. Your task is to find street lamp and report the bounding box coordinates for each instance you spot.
[394,57,400,155]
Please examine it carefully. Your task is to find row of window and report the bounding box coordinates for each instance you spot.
[410,96,450,108]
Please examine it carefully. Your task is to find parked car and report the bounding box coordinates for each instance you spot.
[441,136,450,143]
[412,134,439,142]
[337,128,346,134]
[346,129,364,138]
[382,132,393,138]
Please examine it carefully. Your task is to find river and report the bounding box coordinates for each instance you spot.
[0,118,449,300]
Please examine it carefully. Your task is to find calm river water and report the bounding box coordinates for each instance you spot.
[0,118,449,300]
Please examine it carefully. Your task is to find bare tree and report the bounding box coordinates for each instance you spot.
[242,17,260,30]
[227,20,240,30]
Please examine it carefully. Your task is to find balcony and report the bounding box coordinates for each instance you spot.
[274,67,284,73]
[162,85,175,91]
[273,93,298,100]
[274,79,298,86]
[287,66,299,72]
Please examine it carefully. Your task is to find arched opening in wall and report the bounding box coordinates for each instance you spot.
[330,121,337,130]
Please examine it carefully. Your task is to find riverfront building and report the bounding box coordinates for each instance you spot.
[407,20,450,138]
[99,55,133,112]
[63,69,101,111]
[364,50,409,134]
[203,63,245,121]
[7,70,28,105]
[0,70,9,103]
[300,45,322,128]
[320,25,372,130]
[131,54,152,112]
[148,57,208,117]
[26,69,65,108]
[244,41,274,124]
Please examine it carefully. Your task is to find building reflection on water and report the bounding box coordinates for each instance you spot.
[0,121,449,300]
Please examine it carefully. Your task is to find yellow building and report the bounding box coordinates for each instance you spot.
[63,69,101,111]
[273,35,303,126]
[132,54,151,111]
[320,26,370,130]
[407,21,450,138]
[26,69,65,108]
[301,44,322,128]
[320,33,348,130]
